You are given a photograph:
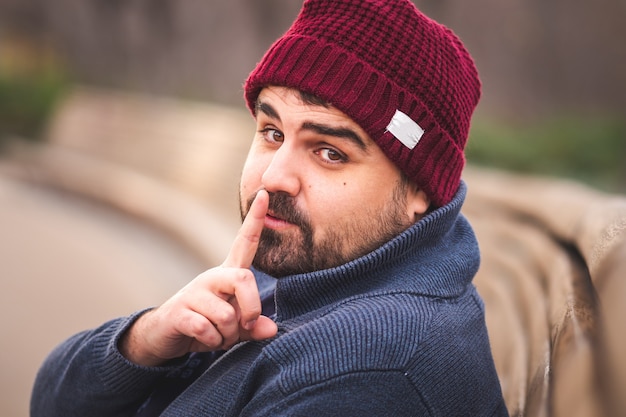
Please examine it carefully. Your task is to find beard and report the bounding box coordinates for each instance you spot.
[240,181,413,278]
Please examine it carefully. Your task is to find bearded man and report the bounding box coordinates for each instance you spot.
[31,0,507,415]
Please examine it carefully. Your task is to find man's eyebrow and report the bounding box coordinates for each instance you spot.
[301,122,368,151]
[255,98,368,151]
[255,100,281,122]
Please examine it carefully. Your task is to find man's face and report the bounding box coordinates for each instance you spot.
[239,86,427,277]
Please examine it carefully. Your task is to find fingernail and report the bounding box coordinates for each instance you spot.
[244,319,257,330]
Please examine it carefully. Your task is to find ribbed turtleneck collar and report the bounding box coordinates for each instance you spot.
[253,181,479,322]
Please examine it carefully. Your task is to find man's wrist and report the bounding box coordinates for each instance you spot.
[118,311,166,367]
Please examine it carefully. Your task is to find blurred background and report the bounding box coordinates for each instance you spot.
[0,1,625,416]
[2,0,624,191]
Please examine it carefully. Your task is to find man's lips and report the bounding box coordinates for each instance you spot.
[264,211,295,230]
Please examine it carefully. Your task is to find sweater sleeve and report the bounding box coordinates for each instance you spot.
[30,311,183,417]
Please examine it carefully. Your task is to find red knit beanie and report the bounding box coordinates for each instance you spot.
[244,0,481,207]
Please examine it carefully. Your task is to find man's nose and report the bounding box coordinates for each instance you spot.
[261,144,301,196]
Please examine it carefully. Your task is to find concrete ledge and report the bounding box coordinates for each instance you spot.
[465,167,626,417]
[2,140,238,266]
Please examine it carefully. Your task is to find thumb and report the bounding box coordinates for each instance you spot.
[241,315,278,341]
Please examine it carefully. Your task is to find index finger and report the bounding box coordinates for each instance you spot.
[223,189,268,268]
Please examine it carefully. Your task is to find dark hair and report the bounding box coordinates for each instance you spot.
[298,90,331,108]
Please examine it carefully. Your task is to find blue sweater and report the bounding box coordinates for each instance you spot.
[31,182,507,416]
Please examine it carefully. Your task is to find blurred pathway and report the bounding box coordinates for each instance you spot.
[0,171,207,417]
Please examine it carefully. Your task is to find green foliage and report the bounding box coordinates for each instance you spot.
[466,117,626,193]
[0,71,68,144]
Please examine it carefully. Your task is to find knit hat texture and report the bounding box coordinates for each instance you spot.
[244,0,481,206]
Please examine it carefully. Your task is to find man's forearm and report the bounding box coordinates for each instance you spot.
[31,314,172,417]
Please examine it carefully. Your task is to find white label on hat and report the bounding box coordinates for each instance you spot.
[386,109,424,150]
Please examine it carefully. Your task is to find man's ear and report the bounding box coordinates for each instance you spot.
[406,184,431,219]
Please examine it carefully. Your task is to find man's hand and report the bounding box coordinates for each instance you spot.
[119,190,278,367]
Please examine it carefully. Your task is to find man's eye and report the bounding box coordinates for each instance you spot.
[317,148,347,163]
[261,128,284,143]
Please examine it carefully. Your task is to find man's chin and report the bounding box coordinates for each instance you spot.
[252,256,302,278]
[253,231,303,277]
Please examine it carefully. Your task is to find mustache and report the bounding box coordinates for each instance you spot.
[245,191,309,228]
